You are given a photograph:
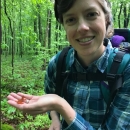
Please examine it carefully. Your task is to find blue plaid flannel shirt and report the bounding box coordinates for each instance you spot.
[44,40,130,130]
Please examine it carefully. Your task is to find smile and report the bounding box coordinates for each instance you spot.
[77,36,95,43]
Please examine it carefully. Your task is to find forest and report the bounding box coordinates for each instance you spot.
[1,0,130,129]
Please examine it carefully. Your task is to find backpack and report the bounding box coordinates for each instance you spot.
[54,29,130,127]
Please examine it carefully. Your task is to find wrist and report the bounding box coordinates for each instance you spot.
[50,111,60,121]
[54,97,76,125]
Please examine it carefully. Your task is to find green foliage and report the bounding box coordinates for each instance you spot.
[1,0,129,129]
[1,0,130,57]
[1,124,15,130]
[110,1,130,28]
[17,115,51,130]
[1,95,51,129]
[1,54,51,129]
[1,55,44,92]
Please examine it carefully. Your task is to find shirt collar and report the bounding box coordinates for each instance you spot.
[96,39,113,73]
[70,39,113,73]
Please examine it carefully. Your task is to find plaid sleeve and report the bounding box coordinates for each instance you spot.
[64,113,94,130]
[106,63,130,129]
[44,54,58,94]
[64,64,130,130]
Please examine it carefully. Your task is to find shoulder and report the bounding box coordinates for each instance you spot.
[54,47,75,69]
[96,40,113,73]
[123,61,130,81]
[47,52,60,73]
[47,47,74,72]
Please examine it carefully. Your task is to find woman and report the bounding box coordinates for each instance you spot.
[7,0,130,129]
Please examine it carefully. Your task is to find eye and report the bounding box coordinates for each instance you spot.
[87,12,98,18]
[65,17,76,25]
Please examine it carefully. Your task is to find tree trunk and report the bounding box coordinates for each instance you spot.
[19,2,23,57]
[126,4,130,28]
[0,24,2,55]
[118,3,123,28]
[123,5,127,28]
[47,10,52,49]
[37,4,43,44]
[4,0,14,75]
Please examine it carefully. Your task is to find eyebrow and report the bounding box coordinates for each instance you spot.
[63,6,98,18]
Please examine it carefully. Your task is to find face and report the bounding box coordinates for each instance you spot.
[63,0,107,63]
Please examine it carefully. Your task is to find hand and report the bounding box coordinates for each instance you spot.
[49,120,61,130]
[7,92,76,125]
[7,92,59,115]
[49,111,61,130]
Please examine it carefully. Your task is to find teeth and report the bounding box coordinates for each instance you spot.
[78,37,93,42]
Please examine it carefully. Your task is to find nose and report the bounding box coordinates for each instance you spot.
[77,19,89,33]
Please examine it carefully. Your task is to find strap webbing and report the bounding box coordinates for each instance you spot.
[101,51,125,128]
[109,51,126,73]
[66,71,122,81]
[55,46,127,128]
[55,46,71,96]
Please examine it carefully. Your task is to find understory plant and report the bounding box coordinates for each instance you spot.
[1,124,15,130]
[1,54,52,129]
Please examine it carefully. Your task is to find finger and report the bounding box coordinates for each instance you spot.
[7,93,22,101]
[7,100,33,110]
[7,100,24,109]
[7,95,18,102]
[17,92,33,100]
[48,126,53,130]
[49,125,61,130]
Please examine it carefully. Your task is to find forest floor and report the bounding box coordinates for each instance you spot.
[0,99,49,130]
[1,111,49,130]
[1,55,50,130]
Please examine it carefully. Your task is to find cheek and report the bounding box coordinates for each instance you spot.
[96,20,106,34]
[95,15,106,28]
[65,28,74,40]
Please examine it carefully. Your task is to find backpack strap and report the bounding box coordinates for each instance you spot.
[101,49,130,127]
[55,46,71,96]
[106,50,125,95]
[48,46,71,120]
[54,43,130,126]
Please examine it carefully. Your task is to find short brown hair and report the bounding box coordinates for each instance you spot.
[54,0,114,37]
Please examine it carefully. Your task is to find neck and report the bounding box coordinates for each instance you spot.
[76,46,106,67]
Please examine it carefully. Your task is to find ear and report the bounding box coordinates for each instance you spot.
[105,15,111,29]
[105,15,109,25]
